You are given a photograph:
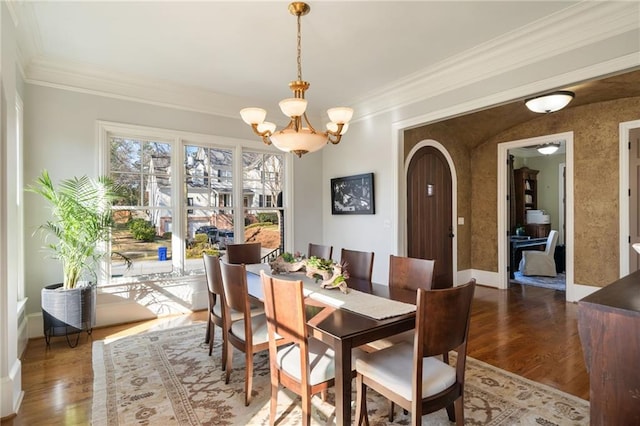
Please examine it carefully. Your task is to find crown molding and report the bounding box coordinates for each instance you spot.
[351,1,640,121]
[25,56,253,119]
[19,1,639,121]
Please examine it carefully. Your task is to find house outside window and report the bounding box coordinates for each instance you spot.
[243,152,285,254]
[99,121,290,284]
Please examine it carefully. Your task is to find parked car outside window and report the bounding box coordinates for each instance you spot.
[195,226,218,244]
[215,230,234,249]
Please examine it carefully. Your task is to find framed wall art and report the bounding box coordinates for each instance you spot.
[330,172,375,215]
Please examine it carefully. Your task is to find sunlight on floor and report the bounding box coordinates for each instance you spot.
[103,314,205,343]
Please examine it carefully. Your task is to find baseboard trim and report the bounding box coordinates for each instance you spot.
[0,360,24,418]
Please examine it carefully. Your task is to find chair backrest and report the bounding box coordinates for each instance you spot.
[388,255,435,291]
[308,243,333,260]
[340,248,374,282]
[203,253,224,296]
[415,279,476,358]
[226,242,262,264]
[544,230,559,255]
[260,272,306,347]
[219,261,251,315]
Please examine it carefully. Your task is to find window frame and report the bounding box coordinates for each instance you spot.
[97,121,293,286]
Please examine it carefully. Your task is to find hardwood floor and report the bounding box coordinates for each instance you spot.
[1,283,589,425]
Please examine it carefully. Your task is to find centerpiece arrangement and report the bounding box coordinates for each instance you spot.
[269,252,349,293]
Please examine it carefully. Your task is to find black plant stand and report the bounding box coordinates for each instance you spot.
[42,284,96,348]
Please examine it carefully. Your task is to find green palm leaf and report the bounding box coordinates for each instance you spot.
[27,170,120,289]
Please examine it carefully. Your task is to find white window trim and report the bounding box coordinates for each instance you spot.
[97,120,292,285]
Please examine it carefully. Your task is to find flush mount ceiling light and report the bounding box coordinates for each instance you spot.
[525,90,575,113]
[536,142,561,155]
[240,2,353,158]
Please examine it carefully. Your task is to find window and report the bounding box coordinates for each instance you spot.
[110,137,174,278]
[184,145,234,272]
[243,152,285,255]
[99,122,289,284]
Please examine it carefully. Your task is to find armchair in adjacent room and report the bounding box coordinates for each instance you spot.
[519,230,558,277]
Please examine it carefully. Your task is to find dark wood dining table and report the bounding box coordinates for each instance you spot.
[245,267,417,426]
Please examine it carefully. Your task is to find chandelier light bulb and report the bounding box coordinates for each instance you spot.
[257,122,276,134]
[327,122,349,135]
[240,108,267,125]
[279,98,308,117]
[327,107,354,124]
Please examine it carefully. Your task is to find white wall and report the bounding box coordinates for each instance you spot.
[1,1,25,418]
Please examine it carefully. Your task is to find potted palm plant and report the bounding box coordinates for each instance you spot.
[28,170,119,347]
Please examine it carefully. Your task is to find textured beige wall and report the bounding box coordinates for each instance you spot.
[472,97,640,286]
[405,96,639,287]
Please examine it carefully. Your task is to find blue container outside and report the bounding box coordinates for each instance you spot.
[158,246,168,261]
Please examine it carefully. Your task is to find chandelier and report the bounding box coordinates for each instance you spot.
[240,2,353,158]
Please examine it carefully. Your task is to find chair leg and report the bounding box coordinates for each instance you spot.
[301,388,312,426]
[354,374,369,426]
[245,351,253,406]
[389,400,395,422]
[454,397,464,426]
[446,403,455,422]
[208,322,215,356]
[320,390,327,402]
[220,328,227,371]
[225,344,233,384]
[205,318,211,344]
[269,381,279,426]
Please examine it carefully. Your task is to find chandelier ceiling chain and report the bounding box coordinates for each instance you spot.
[240,2,354,157]
[296,10,302,82]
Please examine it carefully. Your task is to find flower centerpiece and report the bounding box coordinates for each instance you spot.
[269,251,306,273]
[269,253,350,293]
[306,256,349,293]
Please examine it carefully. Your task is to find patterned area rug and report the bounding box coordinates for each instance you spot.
[513,272,566,291]
[92,323,588,425]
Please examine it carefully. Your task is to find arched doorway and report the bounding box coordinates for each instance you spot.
[406,145,454,287]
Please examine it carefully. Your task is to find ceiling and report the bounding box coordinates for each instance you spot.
[11,1,640,148]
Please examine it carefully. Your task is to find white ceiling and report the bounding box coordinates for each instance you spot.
[13,1,583,119]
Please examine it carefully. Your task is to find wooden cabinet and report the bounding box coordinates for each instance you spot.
[514,167,538,228]
[578,271,640,425]
[525,223,550,238]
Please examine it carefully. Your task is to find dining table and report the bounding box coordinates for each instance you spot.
[244,263,418,426]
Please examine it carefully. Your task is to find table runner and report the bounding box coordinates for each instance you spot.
[246,263,416,320]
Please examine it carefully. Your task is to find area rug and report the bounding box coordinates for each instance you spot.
[92,323,588,425]
[512,272,566,291]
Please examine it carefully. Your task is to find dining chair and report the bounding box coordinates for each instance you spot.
[340,248,374,284]
[365,255,436,351]
[389,255,435,291]
[261,271,352,425]
[308,243,333,260]
[220,260,275,406]
[225,242,262,264]
[354,279,476,425]
[203,253,263,365]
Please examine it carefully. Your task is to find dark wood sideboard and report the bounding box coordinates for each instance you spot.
[577,270,640,425]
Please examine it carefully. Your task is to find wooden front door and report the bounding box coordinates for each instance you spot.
[407,146,453,288]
